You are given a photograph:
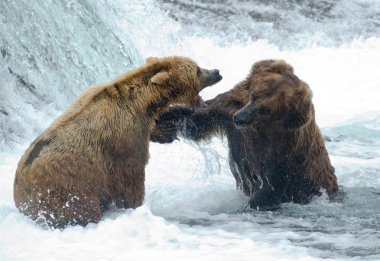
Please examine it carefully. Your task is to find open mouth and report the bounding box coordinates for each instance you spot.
[196,73,222,108]
[196,95,208,108]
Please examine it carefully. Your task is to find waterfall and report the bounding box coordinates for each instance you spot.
[0,0,142,149]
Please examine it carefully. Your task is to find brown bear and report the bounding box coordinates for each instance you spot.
[151,59,338,210]
[14,56,222,228]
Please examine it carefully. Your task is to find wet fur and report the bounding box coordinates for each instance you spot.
[14,56,209,228]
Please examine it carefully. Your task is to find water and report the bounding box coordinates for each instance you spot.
[1,0,380,260]
[158,0,380,48]
[0,0,141,149]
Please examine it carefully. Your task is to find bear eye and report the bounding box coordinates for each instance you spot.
[196,66,201,76]
[258,107,270,114]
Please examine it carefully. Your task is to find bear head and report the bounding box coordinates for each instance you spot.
[147,56,222,109]
[233,60,313,130]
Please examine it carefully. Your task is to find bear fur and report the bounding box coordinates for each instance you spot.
[152,59,338,210]
[14,56,222,228]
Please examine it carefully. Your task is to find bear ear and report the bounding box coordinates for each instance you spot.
[146,57,160,64]
[270,60,294,74]
[252,60,276,73]
[151,71,170,85]
[253,60,294,74]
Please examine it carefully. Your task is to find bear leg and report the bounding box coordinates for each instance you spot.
[17,188,103,229]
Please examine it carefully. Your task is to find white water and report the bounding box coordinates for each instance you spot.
[1,0,380,260]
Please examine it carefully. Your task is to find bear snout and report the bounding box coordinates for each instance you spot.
[212,69,221,77]
[199,68,223,90]
[233,106,256,127]
[212,69,223,82]
[233,112,253,127]
[233,114,245,127]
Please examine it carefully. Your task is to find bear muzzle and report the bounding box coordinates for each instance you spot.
[233,105,257,128]
[199,68,222,90]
